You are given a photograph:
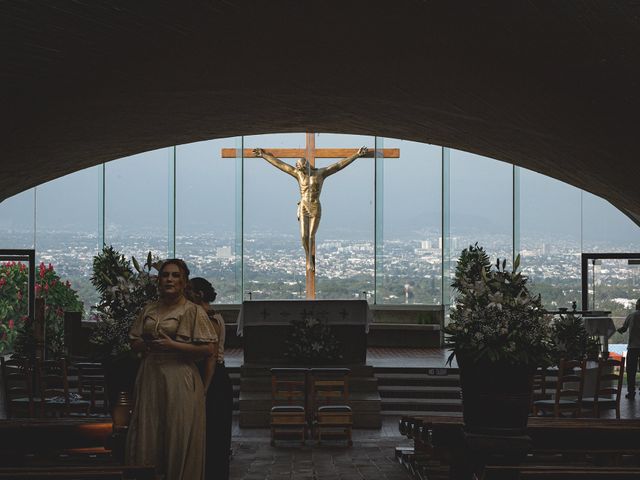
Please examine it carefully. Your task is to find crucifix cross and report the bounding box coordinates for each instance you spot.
[222,133,400,299]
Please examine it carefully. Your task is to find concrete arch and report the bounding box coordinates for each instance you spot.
[1,1,639,223]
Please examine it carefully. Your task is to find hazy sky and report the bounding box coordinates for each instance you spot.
[0,133,638,249]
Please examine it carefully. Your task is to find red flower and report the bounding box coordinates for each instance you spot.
[17,290,23,301]
[66,280,71,288]
[8,319,14,330]
[51,280,57,288]
[19,263,26,272]
[39,263,45,278]
[44,284,49,293]
[48,263,53,272]
[0,278,6,287]
[35,284,41,294]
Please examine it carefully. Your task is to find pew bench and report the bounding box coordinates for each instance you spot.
[0,466,156,479]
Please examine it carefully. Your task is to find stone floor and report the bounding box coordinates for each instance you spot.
[229,416,413,480]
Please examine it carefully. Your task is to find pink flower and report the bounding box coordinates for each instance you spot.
[8,319,14,330]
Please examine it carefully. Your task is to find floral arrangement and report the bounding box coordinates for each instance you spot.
[284,315,343,364]
[89,246,160,359]
[0,261,83,355]
[445,243,552,367]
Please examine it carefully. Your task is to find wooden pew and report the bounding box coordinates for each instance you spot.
[398,416,640,479]
[0,418,113,466]
[0,466,155,479]
[484,465,640,479]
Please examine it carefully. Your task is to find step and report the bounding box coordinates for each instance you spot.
[381,397,462,412]
[374,366,459,375]
[375,373,460,387]
[383,410,463,417]
[378,385,460,399]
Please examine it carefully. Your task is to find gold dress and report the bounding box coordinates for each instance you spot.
[125,300,217,480]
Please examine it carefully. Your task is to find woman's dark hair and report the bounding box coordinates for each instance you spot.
[190,277,217,303]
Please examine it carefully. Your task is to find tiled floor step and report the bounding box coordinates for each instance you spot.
[381,397,462,413]
[375,366,461,416]
[378,385,460,399]
[375,372,461,387]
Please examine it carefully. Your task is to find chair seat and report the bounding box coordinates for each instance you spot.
[534,399,578,406]
[582,396,616,404]
[271,405,305,413]
[318,405,352,413]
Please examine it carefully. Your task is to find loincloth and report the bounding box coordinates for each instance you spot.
[297,200,321,220]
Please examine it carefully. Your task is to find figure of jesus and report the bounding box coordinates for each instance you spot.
[253,146,368,273]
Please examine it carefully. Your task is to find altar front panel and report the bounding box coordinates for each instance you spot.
[239,300,370,365]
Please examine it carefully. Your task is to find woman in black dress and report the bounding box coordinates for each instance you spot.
[190,277,233,480]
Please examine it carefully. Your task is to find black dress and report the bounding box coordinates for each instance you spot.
[204,311,233,480]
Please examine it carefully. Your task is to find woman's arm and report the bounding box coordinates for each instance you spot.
[152,332,217,358]
[130,338,147,353]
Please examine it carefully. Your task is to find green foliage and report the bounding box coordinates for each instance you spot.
[0,261,83,355]
[549,313,599,362]
[284,316,343,364]
[445,244,553,367]
[89,246,160,359]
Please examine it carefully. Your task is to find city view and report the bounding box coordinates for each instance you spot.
[4,229,639,342]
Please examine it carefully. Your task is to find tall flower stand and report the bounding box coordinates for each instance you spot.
[454,357,535,479]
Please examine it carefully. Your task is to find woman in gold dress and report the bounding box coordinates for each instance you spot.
[126,259,217,480]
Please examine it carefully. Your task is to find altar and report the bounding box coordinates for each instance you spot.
[238,299,371,365]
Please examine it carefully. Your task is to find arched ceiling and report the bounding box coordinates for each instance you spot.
[1,1,639,224]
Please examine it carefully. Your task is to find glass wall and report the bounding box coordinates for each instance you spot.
[519,167,582,310]
[104,148,171,261]
[1,134,639,312]
[35,166,101,311]
[313,133,375,300]
[242,133,307,300]
[175,138,239,304]
[0,189,35,249]
[449,150,514,267]
[378,139,442,304]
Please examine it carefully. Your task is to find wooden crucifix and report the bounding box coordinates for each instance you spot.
[222,133,399,299]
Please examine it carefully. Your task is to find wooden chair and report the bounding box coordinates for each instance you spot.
[38,358,90,417]
[582,356,625,419]
[269,368,308,446]
[0,356,35,418]
[310,368,353,446]
[533,359,585,418]
[530,366,550,413]
[74,362,107,414]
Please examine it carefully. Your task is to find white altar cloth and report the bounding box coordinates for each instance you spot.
[237,299,372,336]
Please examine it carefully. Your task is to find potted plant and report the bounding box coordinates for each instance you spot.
[549,313,598,363]
[89,246,160,409]
[445,244,552,435]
